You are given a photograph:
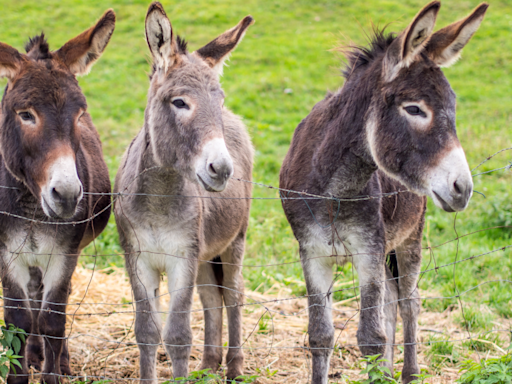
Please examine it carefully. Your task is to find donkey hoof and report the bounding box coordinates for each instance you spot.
[60,360,72,376]
[27,345,44,372]
[7,375,29,384]
[40,374,61,384]
[226,367,244,381]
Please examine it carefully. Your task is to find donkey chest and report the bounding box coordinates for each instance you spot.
[130,223,196,271]
[2,227,68,268]
[302,223,365,264]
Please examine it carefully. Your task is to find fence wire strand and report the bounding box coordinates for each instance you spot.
[0,152,511,382]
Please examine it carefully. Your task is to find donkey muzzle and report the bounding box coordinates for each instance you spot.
[429,146,473,212]
[41,156,83,219]
[196,138,234,192]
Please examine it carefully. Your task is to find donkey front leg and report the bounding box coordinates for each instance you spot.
[383,266,398,376]
[164,256,197,379]
[395,239,422,383]
[302,249,334,384]
[2,266,32,384]
[352,246,387,363]
[126,256,162,384]
[27,267,44,372]
[38,255,78,384]
[197,260,224,373]
[220,236,246,380]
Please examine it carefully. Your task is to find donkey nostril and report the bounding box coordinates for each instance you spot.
[209,163,217,175]
[51,187,61,200]
[453,180,462,195]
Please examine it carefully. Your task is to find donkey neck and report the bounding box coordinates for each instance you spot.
[312,60,382,198]
[130,125,187,197]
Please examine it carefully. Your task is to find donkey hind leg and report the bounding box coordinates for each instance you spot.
[3,265,32,384]
[302,249,335,384]
[395,238,422,384]
[38,255,77,384]
[382,262,399,376]
[27,267,44,372]
[220,237,246,380]
[163,256,197,379]
[353,245,387,360]
[197,259,223,373]
[127,257,162,384]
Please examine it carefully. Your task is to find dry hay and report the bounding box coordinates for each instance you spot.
[1,266,510,383]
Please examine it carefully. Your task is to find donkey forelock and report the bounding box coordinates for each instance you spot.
[25,34,51,60]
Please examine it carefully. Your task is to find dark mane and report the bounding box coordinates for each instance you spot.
[176,35,188,54]
[25,33,50,60]
[342,28,396,79]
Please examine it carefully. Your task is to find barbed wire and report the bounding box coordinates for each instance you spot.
[0,151,511,382]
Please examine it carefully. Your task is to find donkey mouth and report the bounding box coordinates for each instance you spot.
[42,197,62,219]
[197,174,220,192]
[432,191,455,213]
[42,196,78,219]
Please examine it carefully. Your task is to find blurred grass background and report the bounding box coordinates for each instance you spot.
[1,0,512,335]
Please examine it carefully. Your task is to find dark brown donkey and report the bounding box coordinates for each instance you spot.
[0,10,115,384]
[280,2,487,383]
[114,3,253,383]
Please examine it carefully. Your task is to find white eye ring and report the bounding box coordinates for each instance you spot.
[400,101,433,131]
[17,110,36,124]
[171,97,189,110]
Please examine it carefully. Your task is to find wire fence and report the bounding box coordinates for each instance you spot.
[0,147,511,383]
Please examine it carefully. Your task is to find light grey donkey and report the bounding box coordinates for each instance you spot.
[114,2,254,382]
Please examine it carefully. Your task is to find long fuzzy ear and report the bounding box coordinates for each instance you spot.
[427,3,489,67]
[145,2,177,72]
[0,42,23,80]
[382,1,440,82]
[195,16,254,75]
[56,9,116,76]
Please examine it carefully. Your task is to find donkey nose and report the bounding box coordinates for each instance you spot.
[207,159,233,181]
[50,183,83,215]
[51,184,82,203]
[450,177,473,211]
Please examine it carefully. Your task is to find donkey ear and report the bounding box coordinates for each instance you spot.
[427,3,489,67]
[0,42,23,80]
[382,1,440,82]
[195,16,254,75]
[145,2,177,72]
[56,9,116,76]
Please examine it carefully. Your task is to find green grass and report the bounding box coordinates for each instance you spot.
[1,0,512,353]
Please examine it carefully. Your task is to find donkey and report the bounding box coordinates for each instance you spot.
[280,2,488,383]
[0,10,115,384]
[114,3,253,382]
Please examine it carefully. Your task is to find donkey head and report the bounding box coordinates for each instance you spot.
[144,2,253,192]
[366,1,488,212]
[0,10,115,218]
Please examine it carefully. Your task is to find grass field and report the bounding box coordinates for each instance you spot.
[1,0,512,376]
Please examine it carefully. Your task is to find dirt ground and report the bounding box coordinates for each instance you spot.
[2,266,508,383]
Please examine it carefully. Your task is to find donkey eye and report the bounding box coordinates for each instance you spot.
[172,99,189,109]
[404,105,426,117]
[18,111,35,123]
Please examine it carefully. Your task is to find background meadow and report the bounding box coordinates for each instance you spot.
[1,0,512,374]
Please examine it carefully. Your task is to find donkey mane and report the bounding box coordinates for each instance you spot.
[342,29,396,79]
[176,35,188,54]
[25,33,51,60]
